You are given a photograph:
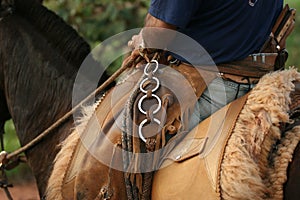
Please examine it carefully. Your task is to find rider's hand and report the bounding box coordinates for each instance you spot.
[128,32,144,50]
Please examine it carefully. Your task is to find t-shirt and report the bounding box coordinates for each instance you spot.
[149,0,283,64]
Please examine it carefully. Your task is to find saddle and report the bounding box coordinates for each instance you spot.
[54,65,300,200]
[58,63,218,199]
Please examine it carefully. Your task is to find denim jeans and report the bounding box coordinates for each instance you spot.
[189,77,254,129]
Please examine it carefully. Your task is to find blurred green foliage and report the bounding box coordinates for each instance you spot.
[3,120,32,181]
[44,0,149,47]
[285,0,300,68]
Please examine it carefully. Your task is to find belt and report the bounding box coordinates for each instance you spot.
[216,53,279,78]
[169,52,283,84]
[217,73,260,84]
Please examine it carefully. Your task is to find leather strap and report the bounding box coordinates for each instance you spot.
[173,64,218,97]
[200,53,277,78]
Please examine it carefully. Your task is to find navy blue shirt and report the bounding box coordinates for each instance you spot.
[149,0,283,64]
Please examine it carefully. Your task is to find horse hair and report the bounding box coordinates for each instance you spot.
[12,0,91,68]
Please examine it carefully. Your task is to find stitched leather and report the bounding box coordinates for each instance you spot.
[152,94,248,199]
[61,64,217,199]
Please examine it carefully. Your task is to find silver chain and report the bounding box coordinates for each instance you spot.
[138,60,162,143]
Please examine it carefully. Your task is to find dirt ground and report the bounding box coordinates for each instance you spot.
[0,181,39,200]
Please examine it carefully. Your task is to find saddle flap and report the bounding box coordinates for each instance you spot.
[159,94,248,190]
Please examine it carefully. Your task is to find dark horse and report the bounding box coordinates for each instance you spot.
[0,0,109,198]
[0,0,299,199]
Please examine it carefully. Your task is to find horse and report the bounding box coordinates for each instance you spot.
[0,0,300,200]
[0,0,109,198]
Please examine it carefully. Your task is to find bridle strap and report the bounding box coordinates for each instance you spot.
[0,122,5,152]
[0,122,13,200]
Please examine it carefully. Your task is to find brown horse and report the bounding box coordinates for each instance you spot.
[0,0,299,200]
[0,0,109,198]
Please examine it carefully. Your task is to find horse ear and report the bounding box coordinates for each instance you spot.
[0,0,14,7]
[0,0,14,18]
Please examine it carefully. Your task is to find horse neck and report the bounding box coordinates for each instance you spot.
[0,16,82,195]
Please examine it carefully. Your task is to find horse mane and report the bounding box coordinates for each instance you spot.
[13,0,91,68]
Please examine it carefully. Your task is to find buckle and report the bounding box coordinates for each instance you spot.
[249,53,278,64]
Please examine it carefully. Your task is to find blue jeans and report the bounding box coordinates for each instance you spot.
[189,77,254,129]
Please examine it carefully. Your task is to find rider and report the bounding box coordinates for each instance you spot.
[128,0,288,124]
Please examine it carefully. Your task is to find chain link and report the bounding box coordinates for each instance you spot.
[138,60,162,143]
